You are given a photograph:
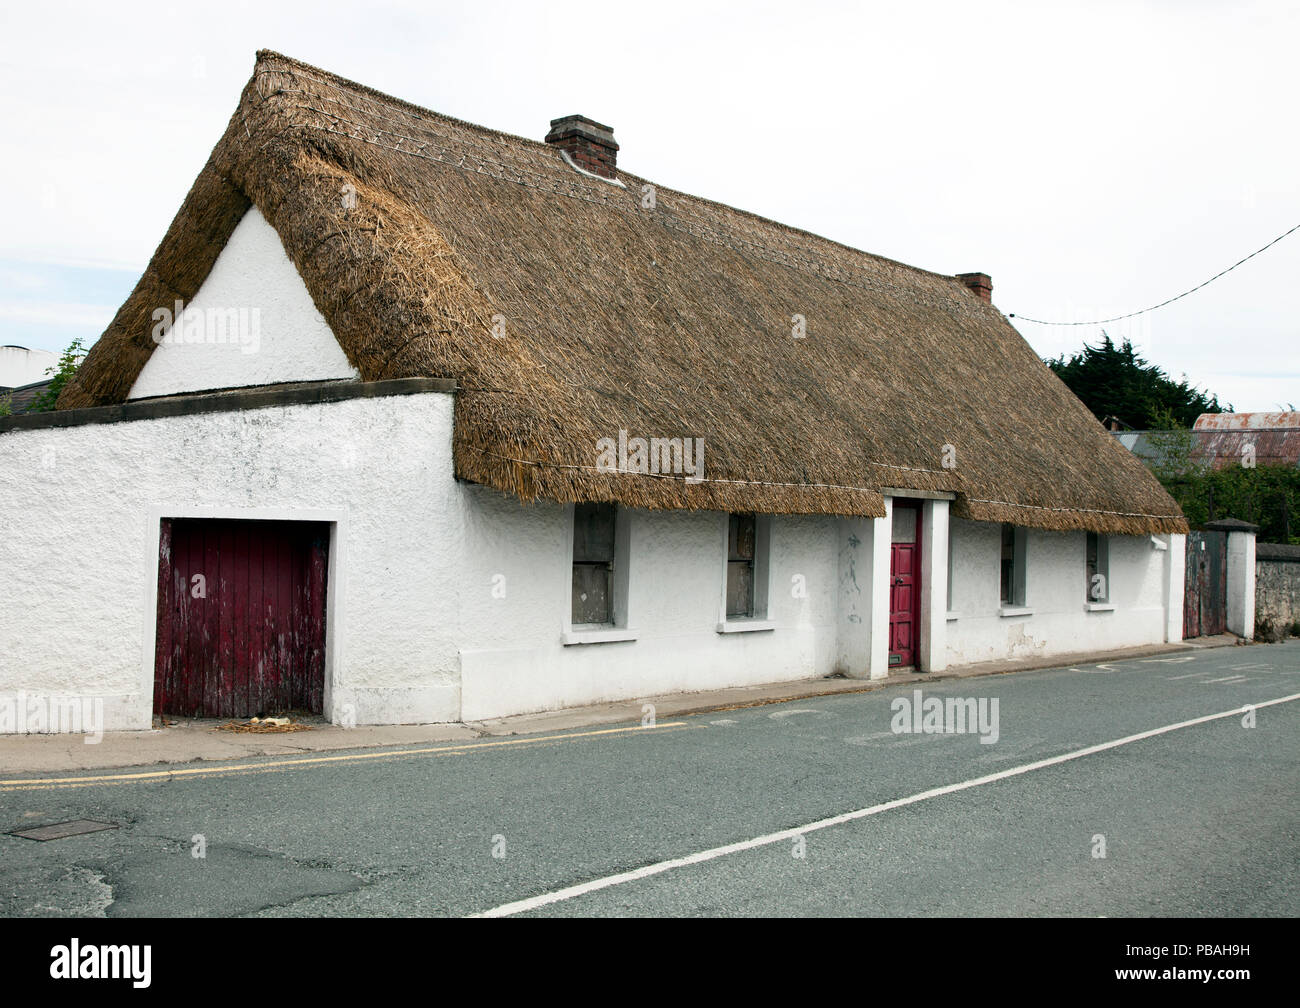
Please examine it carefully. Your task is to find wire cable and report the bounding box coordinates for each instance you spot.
[1010,221,1300,326]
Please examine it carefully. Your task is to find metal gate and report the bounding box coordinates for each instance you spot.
[1184,530,1227,638]
[154,518,329,718]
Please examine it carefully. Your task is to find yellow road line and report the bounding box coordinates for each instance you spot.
[0,722,689,792]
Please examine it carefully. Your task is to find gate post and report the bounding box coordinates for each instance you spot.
[869,500,893,679]
[918,498,950,673]
[1164,532,1186,643]
[1206,518,1259,640]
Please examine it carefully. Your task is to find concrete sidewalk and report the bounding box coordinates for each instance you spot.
[0,635,1241,775]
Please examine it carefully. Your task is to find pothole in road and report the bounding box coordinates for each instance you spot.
[8,820,119,842]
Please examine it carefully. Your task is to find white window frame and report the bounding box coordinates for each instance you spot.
[717,513,774,633]
[999,523,1032,616]
[562,503,637,645]
[946,525,958,620]
[1085,531,1114,611]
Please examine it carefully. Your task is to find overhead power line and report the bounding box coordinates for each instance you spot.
[1009,221,1300,326]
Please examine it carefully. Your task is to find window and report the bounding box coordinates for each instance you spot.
[572,503,616,625]
[1085,532,1109,603]
[999,524,1014,603]
[946,527,956,613]
[719,514,772,632]
[564,503,635,645]
[1000,523,1027,607]
[722,512,769,621]
[726,513,757,618]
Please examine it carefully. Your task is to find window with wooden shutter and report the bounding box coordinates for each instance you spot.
[572,503,616,625]
[726,513,757,618]
[1086,532,1109,603]
[1000,523,1027,606]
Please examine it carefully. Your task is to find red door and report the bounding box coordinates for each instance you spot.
[154,518,329,718]
[889,506,921,669]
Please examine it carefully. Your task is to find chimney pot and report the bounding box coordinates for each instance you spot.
[956,272,993,302]
[545,114,619,179]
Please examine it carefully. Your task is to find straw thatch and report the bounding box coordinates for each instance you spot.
[59,50,1186,535]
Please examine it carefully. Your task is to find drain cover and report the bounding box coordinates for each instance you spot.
[9,820,118,842]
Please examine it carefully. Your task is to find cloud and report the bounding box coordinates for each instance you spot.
[1,0,1296,408]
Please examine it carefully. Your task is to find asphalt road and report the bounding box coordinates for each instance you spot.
[3,641,1298,917]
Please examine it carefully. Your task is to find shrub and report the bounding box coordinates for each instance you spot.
[26,336,87,413]
[1255,615,1285,643]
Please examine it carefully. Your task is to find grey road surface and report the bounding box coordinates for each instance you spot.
[3,641,1297,917]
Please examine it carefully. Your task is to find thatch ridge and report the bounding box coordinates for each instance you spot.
[249,50,976,292]
[59,50,1186,535]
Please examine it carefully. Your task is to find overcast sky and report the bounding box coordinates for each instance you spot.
[1,0,1296,411]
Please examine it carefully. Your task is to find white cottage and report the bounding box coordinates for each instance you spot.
[0,52,1188,733]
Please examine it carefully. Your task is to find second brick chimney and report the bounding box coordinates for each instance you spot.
[545,115,618,179]
[956,272,993,302]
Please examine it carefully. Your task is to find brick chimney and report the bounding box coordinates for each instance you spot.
[545,115,618,179]
[956,272,993,302]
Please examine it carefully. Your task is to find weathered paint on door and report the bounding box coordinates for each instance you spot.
[154,518,329,718]
[889,505,921,669]
[1183,530,1227,638]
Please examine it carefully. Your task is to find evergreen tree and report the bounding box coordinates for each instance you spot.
[1046,333,1227,429]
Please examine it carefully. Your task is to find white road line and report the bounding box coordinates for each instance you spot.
[1204,675,1248,684]
[1167,672,1206,680]
[471,693,1300,918]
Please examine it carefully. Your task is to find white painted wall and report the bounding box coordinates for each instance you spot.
[127,207,359,399]
[917,498,950,673]
[1163,533,1186,643]
[944,517,1173,666]
[834,516,876,678]
[0,346,59,389]
[0,395,1185,732]
[868,504,892,679]
[1226,529,1257,639]
[0,391,844,730]
[0,393,459,732]
[457,503,840,720]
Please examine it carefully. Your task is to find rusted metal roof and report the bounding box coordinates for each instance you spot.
[1191,412,1300,469]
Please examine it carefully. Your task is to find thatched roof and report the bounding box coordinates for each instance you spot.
[59,51,1186,534]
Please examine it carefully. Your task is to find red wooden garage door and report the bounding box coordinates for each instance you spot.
[154,518,329,718]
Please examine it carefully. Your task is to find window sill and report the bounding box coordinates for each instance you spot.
[998,606,1033,618]
[561,627,639,646]
[716,619,776,634]
[946,611,960,622]
[1084,602,1115,612]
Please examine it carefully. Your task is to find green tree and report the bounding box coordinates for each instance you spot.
[26,336,88,413]
[1046,333,1228,429]
[1144,406,1198,485]
[1160,464,1300,544]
